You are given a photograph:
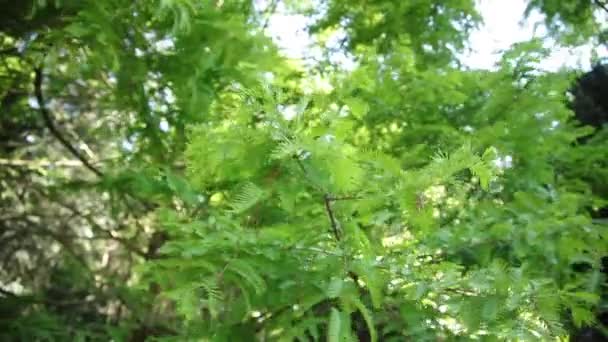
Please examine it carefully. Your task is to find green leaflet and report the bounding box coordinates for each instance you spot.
[165,285,200,321]
[227,259,267,295]
[470,161,493,190]
[343,97,370,118]
[271,139,301,161]
[327,277,344,299]
[284,317,325,342]
[229,182,266,214]
[200,278,223,319]
[350,297,377,342]
[330,155,364,192]
[351,260,384,309]
[572,306,596,328]
[328,307,342,342]
[164,169,200,206]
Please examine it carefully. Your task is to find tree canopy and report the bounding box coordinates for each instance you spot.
[1,0,608,341]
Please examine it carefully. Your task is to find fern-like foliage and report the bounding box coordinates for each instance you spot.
[229,182,266,214]
[143,43,607,342]
[8,0,608,341]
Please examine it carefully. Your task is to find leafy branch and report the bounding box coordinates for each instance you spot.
[293,156,344,240]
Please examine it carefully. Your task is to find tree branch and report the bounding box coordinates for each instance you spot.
[292,153,366,289]
[293,157,354,240]
[593,0,608,13]
[34,67,103,177]
[323,193,341,241]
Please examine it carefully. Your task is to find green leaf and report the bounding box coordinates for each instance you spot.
[227,259,267,295]
[330,155,364,192]
[344,97,369,118]
[568,291,601,305]
[229,182,266,213]
[572,306,595,327]
[351,260,384,309]
[166,286,200,321]
[481,296,499,321]
[351,297,378,342]
[470,161,492,190]
[165,170,200,206]
[328,307,342,342]
[327,277,344,299]
[200,278,223,319]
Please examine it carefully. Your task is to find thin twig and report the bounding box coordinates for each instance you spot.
[34,67,103,177]
[593,0,608,13]
[261,0,279,30]
[326,195,363,201]
[323,194,341,241]
[293,157,351,240]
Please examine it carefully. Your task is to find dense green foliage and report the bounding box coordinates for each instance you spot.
[1,0,608,340]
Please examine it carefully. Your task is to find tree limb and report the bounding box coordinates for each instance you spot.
[593,0,608,13]
[34,67,103,177]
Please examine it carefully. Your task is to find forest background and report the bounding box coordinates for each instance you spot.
[1,0,608,340]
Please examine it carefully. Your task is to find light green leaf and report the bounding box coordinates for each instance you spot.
[572,306,595,327]
[328,307,342,342]
[229,182,266,213]
[351,297,377,342]
[344,97,369,118]
[327,277,344,299]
